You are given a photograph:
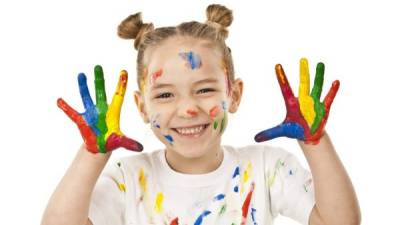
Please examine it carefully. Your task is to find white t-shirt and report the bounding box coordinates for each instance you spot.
[88,145,315,225]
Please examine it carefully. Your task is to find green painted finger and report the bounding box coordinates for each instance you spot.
[310,62,325,100]
[310,101,325,134]
[95,65,107,105]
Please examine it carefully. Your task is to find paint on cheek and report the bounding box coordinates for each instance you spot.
[164,135,174,144]
[209,106,220,118]
[150,69,163,86]
[186,109,198,116]
[179,51,202,70]
[151,114,161,129]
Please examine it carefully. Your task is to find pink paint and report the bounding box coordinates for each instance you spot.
[209,106,220,118]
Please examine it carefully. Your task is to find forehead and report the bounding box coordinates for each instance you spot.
[144,36,223,76]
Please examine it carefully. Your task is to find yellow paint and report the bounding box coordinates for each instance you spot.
[118,183,126,192]
[105,70,127,139]
[299,58,316,126]
[139,168,147,193]
[268,159,284,187]
[243,163,253,183]
[154,192,164,213]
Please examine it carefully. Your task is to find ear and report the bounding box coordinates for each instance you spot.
[134,91,150,123]
[228,78,244,113]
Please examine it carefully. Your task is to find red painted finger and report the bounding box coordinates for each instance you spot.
[275,64,296,106]
[57,98,80,123]
[57,98,98,153]
[323,80,340,110]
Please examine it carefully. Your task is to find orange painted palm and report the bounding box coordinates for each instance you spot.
[57,65,143,153]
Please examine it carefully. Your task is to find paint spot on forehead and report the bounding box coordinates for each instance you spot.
[179,51,202,70]
[150,69,163,86]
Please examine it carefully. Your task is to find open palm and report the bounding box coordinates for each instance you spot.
[57,65,143,153]
[254,58,340,145]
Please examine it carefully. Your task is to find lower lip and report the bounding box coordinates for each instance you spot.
[172,124,210,139]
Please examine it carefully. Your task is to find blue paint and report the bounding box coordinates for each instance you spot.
[179,51,202,70]
[194,210,211,225]
[251,207,258,225]
[222,101,227,110]
[254,122,305,142]
[289,170,293,175]
[232,166,240,178]
[234,185,239,193]
[164,135,174,143]
[78,73,100,135]
[213,194,225,201]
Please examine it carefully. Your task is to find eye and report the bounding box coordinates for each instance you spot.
[197,88,215,94]
[155,92,174,99]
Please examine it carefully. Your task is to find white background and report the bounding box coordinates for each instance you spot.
[0,0,399,224]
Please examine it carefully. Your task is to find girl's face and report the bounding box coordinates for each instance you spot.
[135,36,243,159]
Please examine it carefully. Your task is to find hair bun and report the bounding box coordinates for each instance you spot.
[206,4,233,28]
[117,12,154,50]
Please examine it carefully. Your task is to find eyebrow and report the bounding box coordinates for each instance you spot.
[151,78,218,90]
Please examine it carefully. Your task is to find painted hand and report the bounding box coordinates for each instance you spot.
[57,65,143,153]
[254,58,340,145]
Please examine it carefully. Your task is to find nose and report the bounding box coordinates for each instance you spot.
[177,97,200,118]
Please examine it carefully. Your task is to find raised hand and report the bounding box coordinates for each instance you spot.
[254,58,340,145]
[57,65,143,153]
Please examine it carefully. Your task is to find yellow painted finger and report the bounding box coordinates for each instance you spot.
[105,70,128,138]
[299,58,316,126]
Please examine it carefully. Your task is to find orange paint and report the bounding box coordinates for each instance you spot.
[151,69,163,85]
[209,106,220,118]
[186,109,198,116]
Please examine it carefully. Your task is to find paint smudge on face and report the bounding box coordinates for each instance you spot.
[209,106,220,118]
[194,210,211,225]
[151,114,161,129]
[213,121,218,130]
[164,134,174,144]
[179,51,202,70]
[150,69,163,86]
[220,116,226,133]
[154,192,164,213]
[186,109,198,116]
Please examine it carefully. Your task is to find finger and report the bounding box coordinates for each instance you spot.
[310,62,325,100]
[94,65,107,105]
[57,98,81,123]
[105,133,143,152]
[299,58,310,98]
[323,80,340,110]
[254,122,305,142]
[78,73,95,110]
[106,70,128,132]
[275,64,295,105]
[57,98,99,153]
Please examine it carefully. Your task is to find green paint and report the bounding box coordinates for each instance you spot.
[213,120,218,130]
[94,65,109,152]
[219,115,225,133]
[117,162,121,167]
[310,63,326,134]
[97,136,106,153]
[219,204,227,215]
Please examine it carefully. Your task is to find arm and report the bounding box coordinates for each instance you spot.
[299,132,361,225]
[41,145,110,225]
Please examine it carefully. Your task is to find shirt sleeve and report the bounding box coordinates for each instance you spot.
[88,161,127,225]
[265,146,316,225]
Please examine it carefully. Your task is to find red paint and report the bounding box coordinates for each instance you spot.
[57,98,98,153]
[105,133,143,152]
[186,109,198,116]
[241,182,255,225]
[169,217,179,225]
[209,106,220,118]
[151,69,163,85]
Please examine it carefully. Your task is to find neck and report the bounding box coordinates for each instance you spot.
[165,145,224,174]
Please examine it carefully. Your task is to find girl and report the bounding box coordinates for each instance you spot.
[41,4,360,225]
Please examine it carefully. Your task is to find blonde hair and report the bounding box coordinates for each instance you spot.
[117,4,235,92]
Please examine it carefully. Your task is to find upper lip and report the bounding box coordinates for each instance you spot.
[172,123,209,129]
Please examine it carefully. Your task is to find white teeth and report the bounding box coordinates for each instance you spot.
[176,125,205,135]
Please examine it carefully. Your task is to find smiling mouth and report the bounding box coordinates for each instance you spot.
[171,124,210,137]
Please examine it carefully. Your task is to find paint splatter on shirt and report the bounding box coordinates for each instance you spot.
[88,145,315,225]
